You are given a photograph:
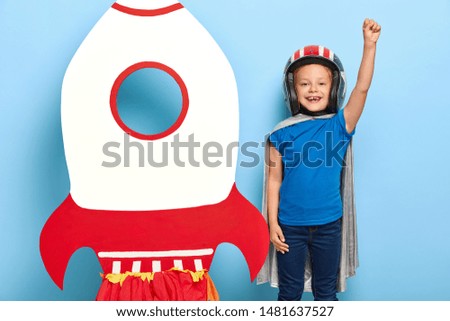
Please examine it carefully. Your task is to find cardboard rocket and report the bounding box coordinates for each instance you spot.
[40,0,269,300]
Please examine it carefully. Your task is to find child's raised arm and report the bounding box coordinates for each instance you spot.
[344,18,381,133]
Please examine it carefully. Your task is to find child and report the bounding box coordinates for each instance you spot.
[257,19,381,300]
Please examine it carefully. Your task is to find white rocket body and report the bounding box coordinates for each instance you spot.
[61,0,239,210]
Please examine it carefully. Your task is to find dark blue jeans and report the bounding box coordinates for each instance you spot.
[277,218,342,301]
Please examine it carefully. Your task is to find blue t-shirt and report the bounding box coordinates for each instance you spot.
[269,109,354,226]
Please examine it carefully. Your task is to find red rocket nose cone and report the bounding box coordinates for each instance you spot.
[111,2,184,16]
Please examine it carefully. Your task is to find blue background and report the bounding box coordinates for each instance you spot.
[1,0,450,300]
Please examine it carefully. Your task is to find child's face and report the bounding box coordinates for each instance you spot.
[294,64,332,113]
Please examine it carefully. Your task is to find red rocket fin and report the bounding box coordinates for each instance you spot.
[218,184,269,281]
[40,186,269,289]
[40,195,86,289]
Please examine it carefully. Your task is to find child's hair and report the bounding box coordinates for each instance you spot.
[283,45,347,116]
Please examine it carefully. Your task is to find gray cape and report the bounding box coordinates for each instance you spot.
[256,113,358,292]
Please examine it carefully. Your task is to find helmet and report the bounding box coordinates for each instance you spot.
[283,45,346,116]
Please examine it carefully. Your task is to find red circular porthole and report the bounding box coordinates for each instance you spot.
[110,61,189,140]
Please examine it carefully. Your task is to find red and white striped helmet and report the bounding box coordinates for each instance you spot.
[283,45,346,116]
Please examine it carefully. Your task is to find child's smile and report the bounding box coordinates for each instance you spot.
[306,96,322,103]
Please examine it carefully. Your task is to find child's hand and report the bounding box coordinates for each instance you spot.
[363,18,381,46]
[270,224,289,254]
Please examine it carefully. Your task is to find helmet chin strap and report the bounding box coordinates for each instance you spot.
[298,104,331,116]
